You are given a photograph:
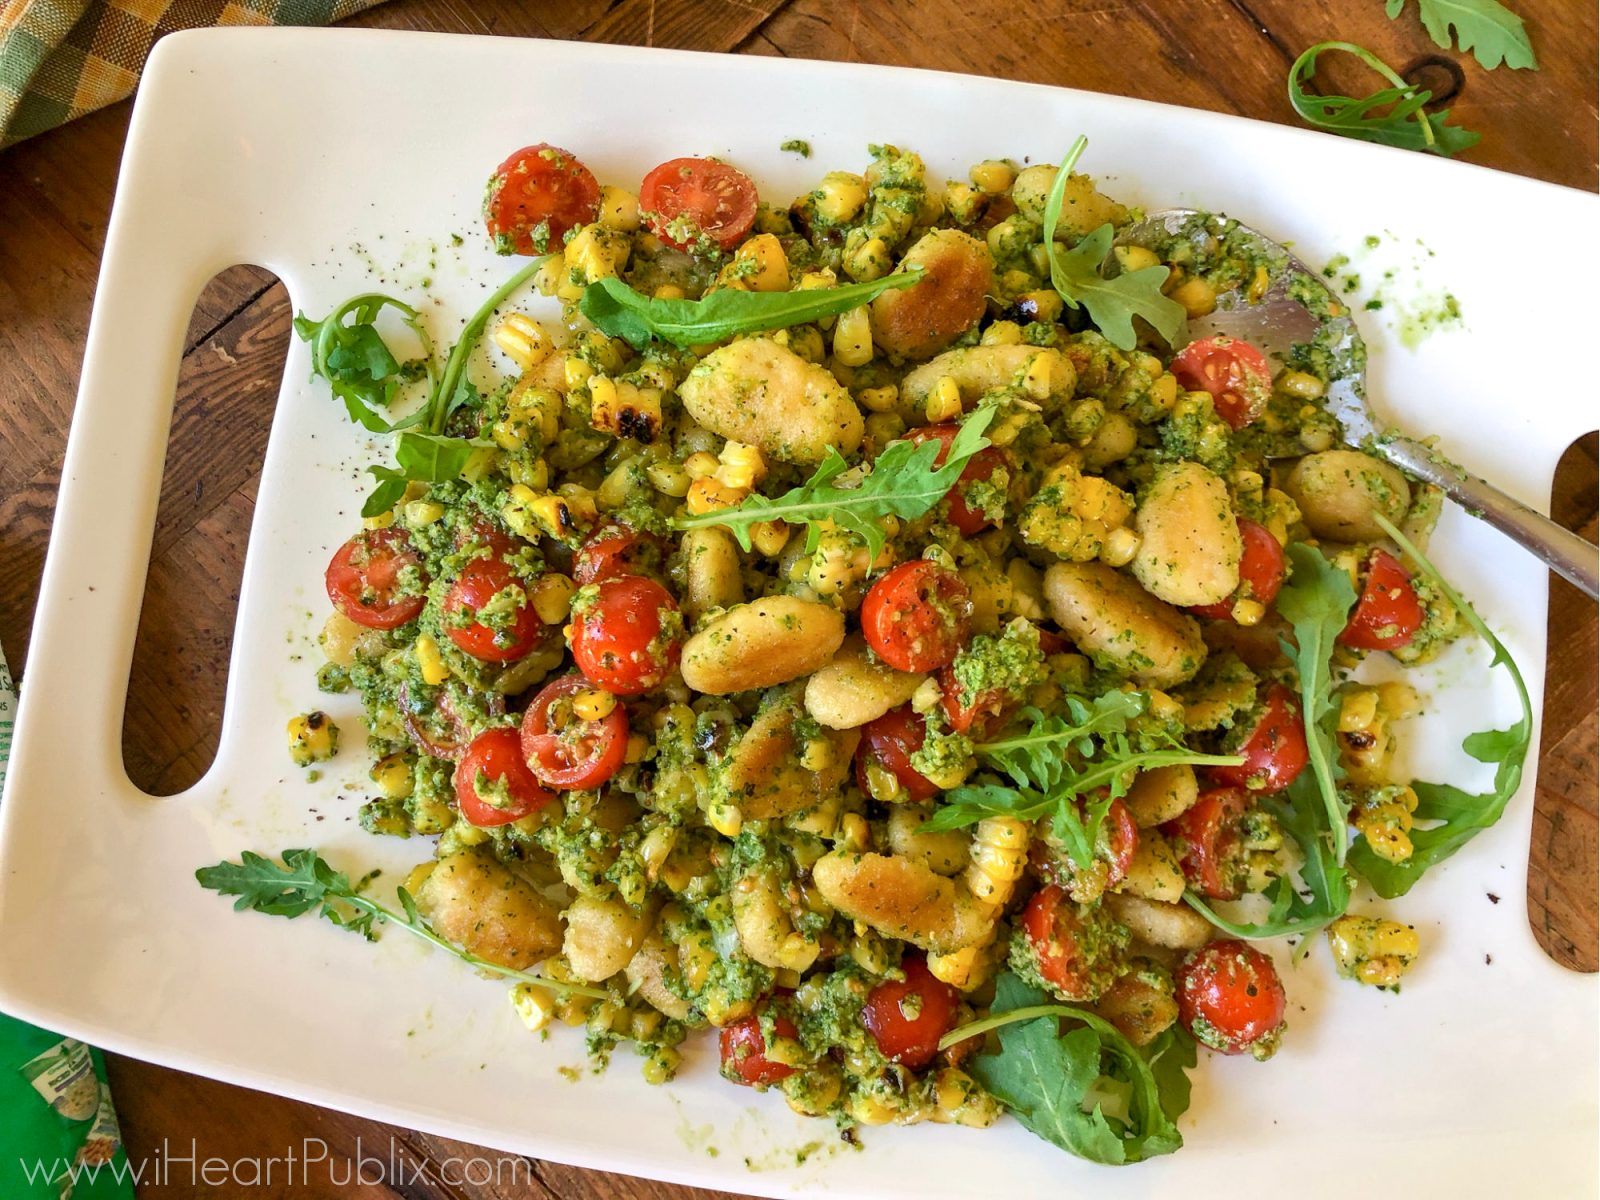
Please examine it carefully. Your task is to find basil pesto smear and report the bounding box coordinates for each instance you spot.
[200,136,1530,1169]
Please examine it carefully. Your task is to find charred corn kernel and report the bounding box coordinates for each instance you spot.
[370,752,414,800]
[969,158,1015,194]
[844,236,892,283]
[715,441,766,489]
[858,384,899,413]
[414,634,451,686]
[776,932,821,973]
[981,319,1024,347]
[729,233,789,292]
[925,375,964,423]
[833,305,873,366]
[1100,526,1142,568]
[597,184,640,232]
[1114,244,1161,273]
[799,737,835,773]
[1353,785,1418,863]
[1277,368,1325,400]
[653,283,685,300]
[287,711,338,766]
[362,510,394,530]
[494,313,553,371]
[645,461,691,497]
[640,826,678,880]
[966,816,1029,907]
[1326,914,1419,988]
[686,477,747,515]
[533,255,564,297]
[510,983,557,1033]
[1017,289,1064,322]
[572,688,616,721]
[839,812,871,851]
[708,802,743,838]
[403,500,445,527]
[750,520,790,557]
[816,171,868,223]
[1231,598,1266,626]
[563,354,594,390]
[1147,689,1185,723]
[683,451,719,480]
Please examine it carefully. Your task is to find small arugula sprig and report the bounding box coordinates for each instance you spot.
[675,405,995,563]
[579,271,919,351]
[922,693,1243,870]
[1288,41,1481,156]
[1386,0,1537,71]
[292,294,435,434]
[196,848,605,998]
[1041,137,1186,352]
[942,972,1194,1165]
[1347,515,1533,897]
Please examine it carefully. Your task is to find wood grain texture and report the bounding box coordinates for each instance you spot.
[0,2,1593,1197]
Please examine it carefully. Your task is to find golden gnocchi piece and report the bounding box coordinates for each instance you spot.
[413,850,564,971]
[1043,561,1207,688]
[869,229,994,361]
[803,635,927,729]
[680,338,863,464]
[811,851,995,954]
[680,597,846,695]
[1131,462,1242,607]
[1284,449,1412,542]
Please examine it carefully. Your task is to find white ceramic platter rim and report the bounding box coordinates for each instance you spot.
[1,27,1596,1200]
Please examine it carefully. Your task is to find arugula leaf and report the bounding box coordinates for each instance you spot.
[361,432,493,518]
[923,695,1243,870]
[1041,137,1185,352]
[196,848,606,997]
[579,271,920,351]
[1347,515,1533,897]
[427,257,545,434]
[1385,0,1537,70]
[955,973,1191,1165]
[294,294,433,433]
[675,405,995,563]
[1275,542,1358,863]
[1288,42,1481,157]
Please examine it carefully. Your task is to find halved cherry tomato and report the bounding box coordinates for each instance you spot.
[521,674,629,791]
[569,574,682,695]
[1338,549,1424,651]
[1191,519,1286,621]
[1021,885,1101,1001]
[861,956,960,1070]
[483,144,600,257]
[1031,796,1138,891]
[856,705,939,802]
[1177,940,1286,1060]
[325,528,428,630]
[640,157,759,252]
[1165,786,1252,900]
[573,524,666,585]
[1211,684,1308,793]
[443,558,542,663]
[861,560,973,673]
[453,727,555,827]
[719,1011,799,1087]
[455,517,520,561]
[909,424,1011,536]
[1170,335,1273,430]
[937,666,1014,739]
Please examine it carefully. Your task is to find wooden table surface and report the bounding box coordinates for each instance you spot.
[1,1,1594,1195]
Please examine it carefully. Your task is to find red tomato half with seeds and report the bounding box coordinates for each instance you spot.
[861,956,960,1070]
[1021,885,1101,1001]
[1171,335,1273,430]
[640,158,759,252]
[325,528,428,630]
[861,560,973,673]
[1166,786,1252,901]
[937,665,1015,739]
[569,574,682,695]
[909,424,1011,535]
[856,705,940,802]
[443,557,542,663]
[1177,939,1286,1060]
[1210,683,1308,793]
[1191,519,1286,621]
[573,524,667,585]
[454,727,555,827]
[720,1011,799,1087]
[521,674,629,791]
[483,144,600,257]
[1339,549,1424,651]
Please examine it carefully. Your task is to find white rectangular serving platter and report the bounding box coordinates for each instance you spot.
[2,27,1596,1199]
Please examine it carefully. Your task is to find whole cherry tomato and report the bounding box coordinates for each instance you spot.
[640,157,759,251]
[1210,684,1308,793]
[453,727,555,827]
[569,574,682,695]
[443,557,542,663]
[1338,549,1424,651]
[861,956,960,1070]
[325,528,428,630]
[483,144,600,256]
[861,560,973,673]
[520,674,629,790]
[856,705,940,802]
[1020,885,1104,1002]
[1170,335,1273,430]
[1177,939,1286,1060]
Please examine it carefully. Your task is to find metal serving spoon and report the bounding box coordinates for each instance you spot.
[1123,210,1599,599]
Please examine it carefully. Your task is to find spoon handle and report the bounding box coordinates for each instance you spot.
[1373,437,1599,600]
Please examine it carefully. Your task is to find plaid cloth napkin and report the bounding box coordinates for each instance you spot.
[1,0,388,150]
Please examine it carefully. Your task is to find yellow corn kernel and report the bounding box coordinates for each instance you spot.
[492,415,528,452]
[646,461,691,498]
[1339,688,1380,733]
[715,441,767,490]
[1353,785,1418,863]
[1378,681,1422,720]
[403,500,445,529]
[501,484,541,541]
[510,983,557,1033]
[1326,914,1420,989]
[924,375,964,424]
[969,159,1016,194]
[1147,689,1185,724]
[728,233,789,293]
[844,236,893,283]
[798,268,838,291]
[750,520,790,558]
[966,816,1029,907]
[686,477,747,515]
[799,737,835,773]
[858,385,899,413]
[1230,598,1266,626]
[1247,263,1272,303]
[833,305,873,367]
[653,283,685,300]
[588,375,664,443]
[494,313,553,371]
[362,510,394,530]
[927,945,983,990]
[849,924,890,975]
[1021,351,1056,401]
[640,826,679,881]
[564,223,630,283]
[839,812,871,852]
[816,171,868,223]
[571,688,616,722]
[1100,526,1142,568]
[414,634,450,686]
[1277,368,1325,400]
[981,320,1024,347]
[370,752,414,800]
[597,184,640,232]
[624,733,649,763]
[287,711,339,767]
[563,354,594,391]
[525,573,572,625]
[1114,244,1162,273]
[776,932,821,973]
[708,802,743,838]
[683,451,719,480]
[921,757,974,791]
[1017,289,1064,322]
[533,255,564,297]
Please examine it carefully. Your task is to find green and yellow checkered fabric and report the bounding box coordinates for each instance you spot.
[0,0,388,149]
